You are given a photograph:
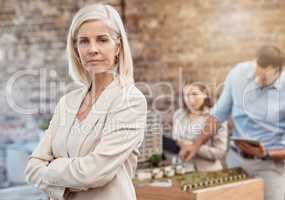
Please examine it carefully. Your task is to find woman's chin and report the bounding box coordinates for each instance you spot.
[86,66,113,74]
[188,106,200,112]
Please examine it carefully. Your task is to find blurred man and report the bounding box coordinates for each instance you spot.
[178,45,285,200]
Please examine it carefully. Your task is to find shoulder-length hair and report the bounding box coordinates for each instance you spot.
[66,4,134,86]
[182,82,212,113]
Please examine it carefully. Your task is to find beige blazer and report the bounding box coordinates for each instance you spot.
[172,109,228,172]
[25,79,147,200]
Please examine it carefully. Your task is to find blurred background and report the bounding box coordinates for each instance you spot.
[0,0,285,198]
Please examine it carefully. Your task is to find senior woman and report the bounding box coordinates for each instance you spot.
[25,4,147,200]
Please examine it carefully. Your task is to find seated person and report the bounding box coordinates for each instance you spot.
[172,82,228,171]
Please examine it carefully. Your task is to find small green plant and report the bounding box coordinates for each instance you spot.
[147,154,163,167]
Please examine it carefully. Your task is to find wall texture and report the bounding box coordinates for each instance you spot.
[126,0,285,133]
[1,0,285,141]
[0,0,121,142]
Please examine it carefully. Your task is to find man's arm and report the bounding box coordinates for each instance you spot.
[235,141,285,160]
[268,149,285,160]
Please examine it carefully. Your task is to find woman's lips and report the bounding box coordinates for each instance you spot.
[87,60,104,64]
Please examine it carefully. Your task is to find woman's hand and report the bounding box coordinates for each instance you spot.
[234,141,266,158]
[177,140,199,161]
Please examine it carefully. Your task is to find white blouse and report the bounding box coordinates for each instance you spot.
[172,109,228,171]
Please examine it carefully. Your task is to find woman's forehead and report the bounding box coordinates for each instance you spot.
[184,85,201,92]
[77,20,113,37]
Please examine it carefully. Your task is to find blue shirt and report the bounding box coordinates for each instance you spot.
[210,61,285,150]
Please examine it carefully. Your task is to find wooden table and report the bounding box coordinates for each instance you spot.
[136,178,264,200]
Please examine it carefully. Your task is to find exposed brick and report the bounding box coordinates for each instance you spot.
[1,0,285,140]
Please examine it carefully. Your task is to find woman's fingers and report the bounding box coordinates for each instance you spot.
[178,139,196,161]
[185,151,195,161]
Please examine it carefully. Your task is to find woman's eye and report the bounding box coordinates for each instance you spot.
[79,39,88,44]
[189,94,199,98]
[98,38,109,43]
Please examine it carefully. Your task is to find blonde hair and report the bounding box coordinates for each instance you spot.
[66,4,134,86]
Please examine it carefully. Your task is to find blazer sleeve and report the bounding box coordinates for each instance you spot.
[42,88,147,191]
[196,122,228,161]
[25,103,66,200]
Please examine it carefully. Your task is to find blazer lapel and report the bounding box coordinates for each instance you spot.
[75,79,121,156]
[57,86,89,157]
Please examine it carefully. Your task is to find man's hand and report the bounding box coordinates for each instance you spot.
[235,141,266,158]
[177,140,199,161]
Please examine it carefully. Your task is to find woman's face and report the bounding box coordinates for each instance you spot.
[76,20,121,75]
[183,85,207,112]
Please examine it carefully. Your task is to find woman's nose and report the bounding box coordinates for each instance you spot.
[189,97,195,104]
[88,40,99,54]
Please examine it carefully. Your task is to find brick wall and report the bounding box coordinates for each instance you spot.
[1,0,285,141]
[126,0,285,133]
[0,0,121,143]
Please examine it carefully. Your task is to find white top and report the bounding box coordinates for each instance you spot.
[172,109,228,171]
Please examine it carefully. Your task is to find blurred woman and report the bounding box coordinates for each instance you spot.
[25,4,147,200]
[173,82,227,171]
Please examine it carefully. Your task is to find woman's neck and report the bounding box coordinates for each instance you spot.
[90,73,114,95]
[188,107,209,116]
